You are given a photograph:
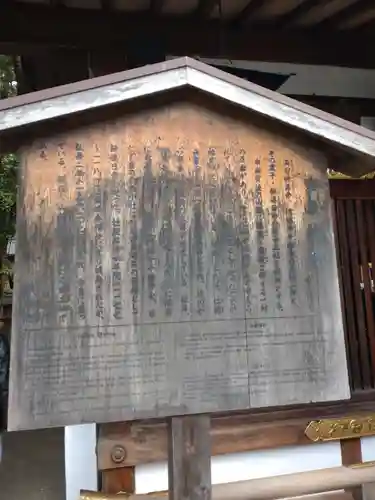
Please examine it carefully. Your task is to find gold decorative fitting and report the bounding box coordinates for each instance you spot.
[305,416,375,442]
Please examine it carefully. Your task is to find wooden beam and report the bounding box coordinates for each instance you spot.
[150,0,164,15]
[194,0,218,18]
[276,0,327,28]
[100,0,113,12]
[234,0,267,25]
[97,396,375,470]
[330,180,375,199]
[98,415,312,469]
[317,0,375,29]
[0,3,374,68]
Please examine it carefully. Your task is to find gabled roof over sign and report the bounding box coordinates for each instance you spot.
[1,57,375,176]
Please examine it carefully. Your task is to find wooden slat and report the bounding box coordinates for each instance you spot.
[318,0,375,29]
[335,200,361,390]
[333,199,354,390]
[364,200,375,376]
[345,199,372,388]
[234,0,268,25]
[275,0,327,28]
[355,200,375,380]
[364,201,375,276]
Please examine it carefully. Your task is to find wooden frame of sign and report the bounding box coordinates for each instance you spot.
[3,58,375,499]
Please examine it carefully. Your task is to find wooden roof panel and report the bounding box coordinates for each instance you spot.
[250,0,305,20]
[116,0,151,11]
[64,0,101,8]
[295,0,359,25]
[11,0,375,28]
[1,57,375,176]
[210,0,251,19]
[340,5,375,28]
[18,0,48,3]
[161,0,197,15]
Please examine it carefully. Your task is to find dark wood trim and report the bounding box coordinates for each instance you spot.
[346,200,371,387]
[329,180,375,199]
[275,0,327,29]
[149,0,164,15]
[98,394,375,469]
[334,200,360,389]
[101,467,136,494]
[1,3,375,68]
[317,0,375,30]
[234,0,268,25]
[194,0,218,18]
[100,0,114,12]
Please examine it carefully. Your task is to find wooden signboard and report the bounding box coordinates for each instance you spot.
[8,97,350,431]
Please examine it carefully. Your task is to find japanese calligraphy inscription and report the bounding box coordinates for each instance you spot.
[9,99,350,430]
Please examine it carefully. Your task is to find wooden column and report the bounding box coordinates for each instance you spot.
[341,438,363,500]
[168,415,212,500]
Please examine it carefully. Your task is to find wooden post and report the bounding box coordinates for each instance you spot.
[168,415,212,500]
[341,438,364,500]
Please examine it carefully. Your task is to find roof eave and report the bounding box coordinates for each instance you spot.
[0,58,375,176]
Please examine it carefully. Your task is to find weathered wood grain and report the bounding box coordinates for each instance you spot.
[9,98,349,430]
[168,415,212,500]
[97,396,375,469]
[98,415,311,469]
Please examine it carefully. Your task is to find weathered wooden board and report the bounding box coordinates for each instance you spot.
[168,415,212,500]
[8,100,350,430]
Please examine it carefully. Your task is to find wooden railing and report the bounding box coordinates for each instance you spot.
[331,179,375,395]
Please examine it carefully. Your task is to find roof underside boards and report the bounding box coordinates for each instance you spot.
[9,0,375,29]
[2,0,375,71]
[1,57,375,176]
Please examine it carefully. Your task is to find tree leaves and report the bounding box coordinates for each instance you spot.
[0,56,18,252]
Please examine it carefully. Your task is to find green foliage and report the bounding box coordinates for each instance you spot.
[0,153,17,251]
[0,55,17,254]
[0,55,16,99]
[0,56,17,304]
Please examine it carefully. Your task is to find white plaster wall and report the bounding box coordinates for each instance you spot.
[135,436,375,494]
[65,425,97,500]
